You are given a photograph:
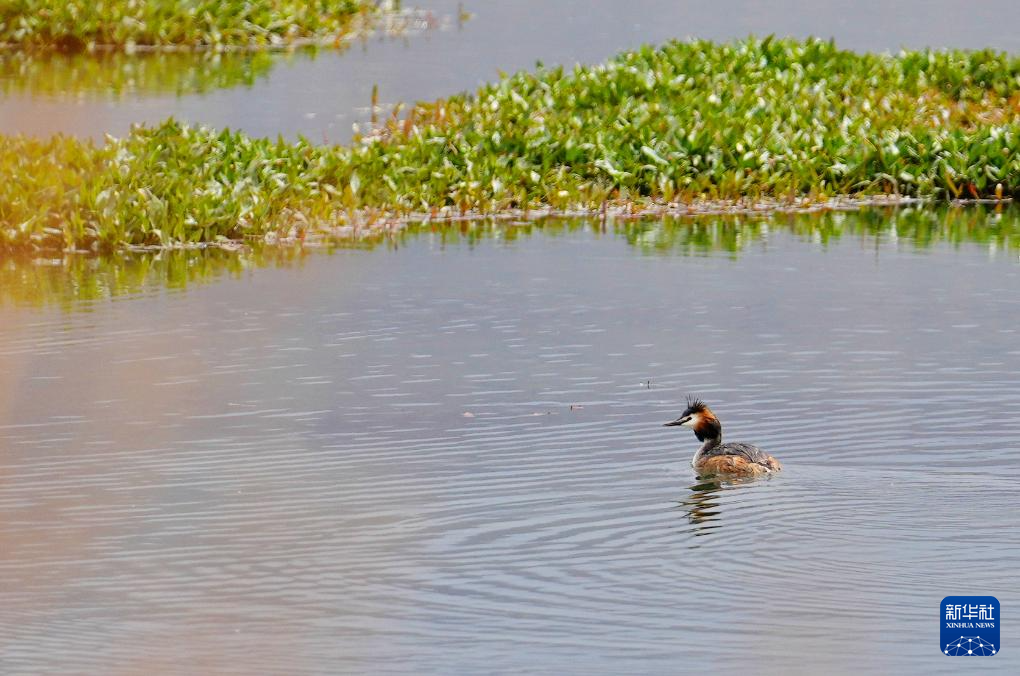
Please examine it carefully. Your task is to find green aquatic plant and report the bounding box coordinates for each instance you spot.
[0,0,377,51]
[3,37,1020,252]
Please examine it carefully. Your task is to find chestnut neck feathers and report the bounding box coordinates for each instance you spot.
[692,410,722,448]
[680,397,722,446]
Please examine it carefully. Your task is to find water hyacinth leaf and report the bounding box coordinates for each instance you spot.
[0,0,380,51]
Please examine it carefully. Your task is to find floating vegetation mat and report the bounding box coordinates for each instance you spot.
[2,37,1020,252]
[0,0,383,52]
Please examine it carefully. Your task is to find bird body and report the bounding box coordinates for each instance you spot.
[664,397,781,477]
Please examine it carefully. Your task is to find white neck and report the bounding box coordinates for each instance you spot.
[691,436,721,467]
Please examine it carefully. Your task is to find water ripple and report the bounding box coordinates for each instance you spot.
[2,224,1019,674]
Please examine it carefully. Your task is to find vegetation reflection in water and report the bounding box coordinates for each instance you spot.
[0,49,279,98]
[0,8,449,99]
[0,246,313,311]
[622,204,1020,256]
[1,205,1016,310]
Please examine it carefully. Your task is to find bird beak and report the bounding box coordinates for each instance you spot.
[663,416,689,427]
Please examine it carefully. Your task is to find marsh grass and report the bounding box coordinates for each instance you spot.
[3,37,1020,252]
[0,0,378,51]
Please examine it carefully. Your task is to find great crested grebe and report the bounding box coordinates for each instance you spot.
[663,397,782,476]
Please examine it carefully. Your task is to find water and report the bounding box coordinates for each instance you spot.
[2,211,1019,674]
[3,1,1020,668]
[2,0,1020,142]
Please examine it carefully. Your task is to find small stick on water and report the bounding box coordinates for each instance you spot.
[371,84,379,126]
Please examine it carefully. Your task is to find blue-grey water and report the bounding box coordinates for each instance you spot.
[2,213,1019,674]
[3,1,1020,672]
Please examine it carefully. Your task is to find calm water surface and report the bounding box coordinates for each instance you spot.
[2,0,1020,141]
[2,211,1019,674]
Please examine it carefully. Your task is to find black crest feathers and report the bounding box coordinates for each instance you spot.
[684,395,707,415]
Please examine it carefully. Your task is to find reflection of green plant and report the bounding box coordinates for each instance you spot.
[4,38,1020,253]
[621,205,1020,255]
[0,49,280,97]
[3,206,1018,310]
[0,0,375,51]
[0,246,310,310]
